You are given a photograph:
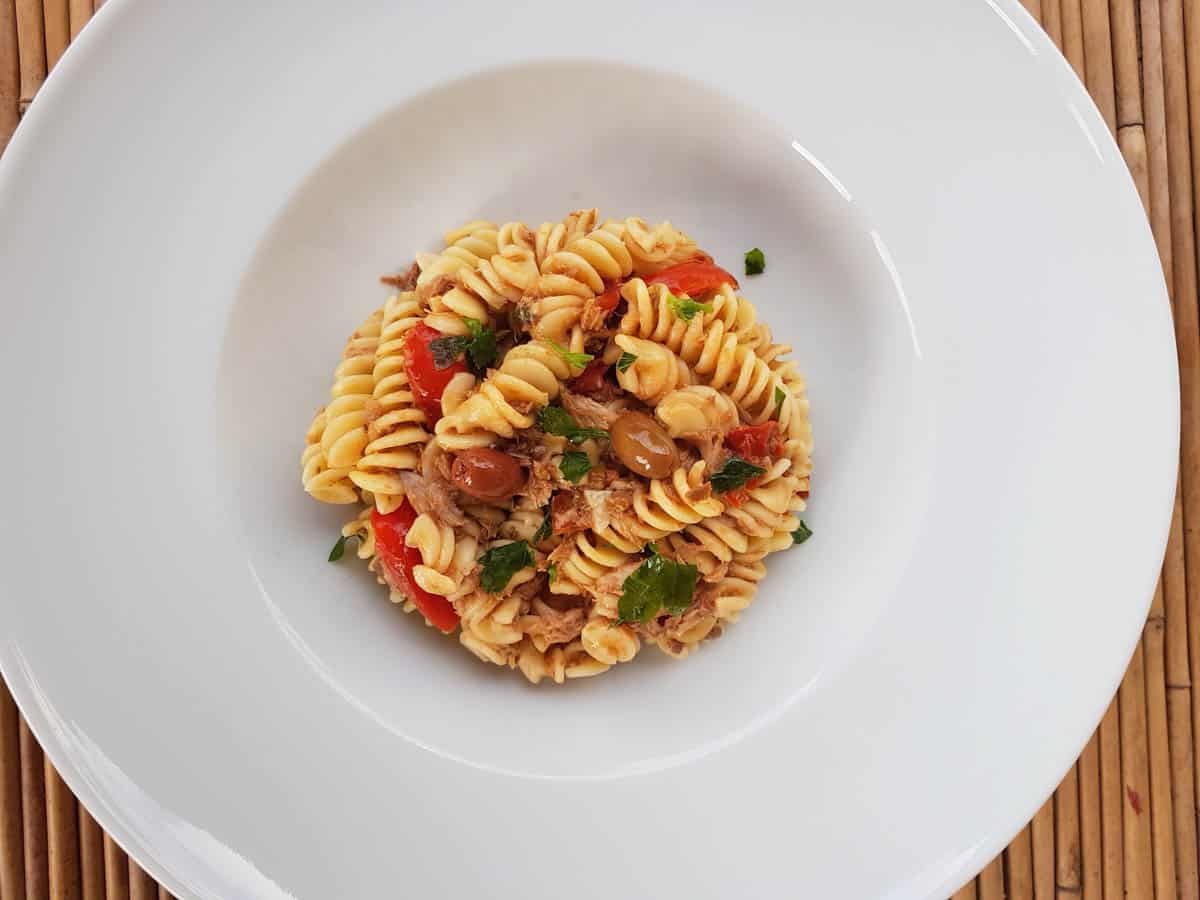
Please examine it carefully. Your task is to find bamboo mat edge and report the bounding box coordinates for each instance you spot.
[0,1,1196,899]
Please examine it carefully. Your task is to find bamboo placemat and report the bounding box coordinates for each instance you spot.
[0,0,1196,897]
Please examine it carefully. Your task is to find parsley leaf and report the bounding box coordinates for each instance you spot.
[547,563,559,583]
[478,541,534,593]
[532,506,552,544]
[709,456,767,493]
[328,534,349,562]
[559,451,592,483]
[428,319,496,374]
[537,405,608,445]
[617,351,638,373]
[792,521,813,545]
[667,292,715,322]
[463,318,497,373]
[616,547,699,623]
[548,339,595,369]
[744,247,766,276]
[774,385,786,413]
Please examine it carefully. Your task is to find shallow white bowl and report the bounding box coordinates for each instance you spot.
[0,1,1177,898]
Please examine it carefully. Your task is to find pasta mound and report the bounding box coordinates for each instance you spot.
[302,211,813,684]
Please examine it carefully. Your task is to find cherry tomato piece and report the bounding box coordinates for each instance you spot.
[645,260,739,298]
[403,323,469,423]
[371,500,460,633]
[725,422,781,461]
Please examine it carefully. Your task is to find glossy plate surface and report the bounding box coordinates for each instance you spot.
[0,1,1177,897]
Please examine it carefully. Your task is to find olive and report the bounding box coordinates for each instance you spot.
[449,448,526,501]
[610,411,680,479]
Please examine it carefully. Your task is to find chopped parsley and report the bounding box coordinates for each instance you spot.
[615,545,699,624]
[617,351,638,373]
[559,451,593,484]
[547,563,559,583]
[792,521,813,545]
[774,385,787,414]
[548,340,595,369]
[667,292,714,322]
[428,317,497,375]
[709,456,767,494]
[328,534,352,562]
[478,540,534,593]
[744,247,766,276]
[537,405,608,445]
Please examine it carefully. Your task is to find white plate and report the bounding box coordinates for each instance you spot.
[0,1,1177,897]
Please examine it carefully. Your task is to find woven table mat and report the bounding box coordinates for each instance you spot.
[0,0,1196,898]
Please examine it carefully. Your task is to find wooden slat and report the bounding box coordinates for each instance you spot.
[77,808,103,900]
[1097,700,1124,900]
[1007,824,1035,900]
[66,0,86,40]
[42,0,67,71]
[1041,0,1065,48]
[102,835,127,900]
[126,861,154,900]
[1119,642,1155,900]
[1060,0,1086,80]
[1109,0,1142,129]
[1079,0,1117,134]
[45,761,79,900]
[14,0,47,113]
[978,855,1004,900]
[1055,765,1082,896]
[1144,587,1179,899]
[1020,0,1044,24]
[1,0,19,154]
[0,682,24,900]
[1032,796,1056,899]
[1077,733,1102,899]
[951,880,978,900]
[20,719,48,900]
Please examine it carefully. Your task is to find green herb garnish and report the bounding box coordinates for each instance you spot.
[709,456,767,493]
[744,247,766,276]
[792,521,813,545]
[548,339,595,369]
[559,451,593,484]
[478,540,534,593]
[532,506,552,544]
[328,534,350,562]
[547,563,559,583]
[617,351,638,373]
[774,385,786,414]
[537,405,608,445]
[615,545,699,624]
[667,292,714,322]
[428,318,497,375]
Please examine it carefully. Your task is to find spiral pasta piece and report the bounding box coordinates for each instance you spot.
[434,341,574,449]
[580,616,640,666]
[404,513,478,596]
[551,533,635,595]
[606,216,700,275]
[301,308,383,503]
[516,638,610,684]
[416,220,499,300]
[654,386,740,437]
[350,293,429,512]
[532,226,634,344]
[612,334,692,405]
[595,462,724,554]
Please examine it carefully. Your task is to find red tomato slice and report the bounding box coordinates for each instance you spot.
[571,360,610,393]
[403,323,469,423]
[646,261,739,297]
[371,501,460,633]
[726,422,781,460]
[595,282,622,312]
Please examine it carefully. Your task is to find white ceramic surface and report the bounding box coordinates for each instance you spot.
[0,1,1177,898]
